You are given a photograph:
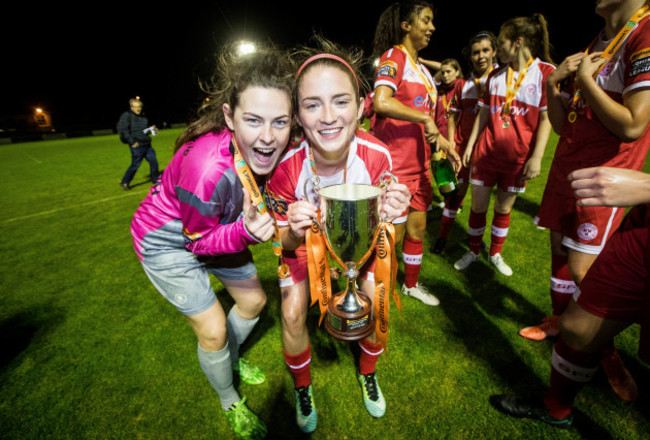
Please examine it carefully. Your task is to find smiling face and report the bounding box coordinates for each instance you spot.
[470,39,496,75]
[403,7,436,51]
[296,64,363,166]
[223,86,292,177]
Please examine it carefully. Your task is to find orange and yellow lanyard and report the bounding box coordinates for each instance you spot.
[503,56,535,121]
[570,4,650,111]
[232,136,288,277]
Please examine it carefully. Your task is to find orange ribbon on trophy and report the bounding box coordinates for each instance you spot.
[306,218,331,325]
[373,221,400,349]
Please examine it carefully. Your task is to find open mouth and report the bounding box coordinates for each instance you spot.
[253,147,276,166]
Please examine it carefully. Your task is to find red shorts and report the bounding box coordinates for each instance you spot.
[536,188,625,255]
[469,163,526,193]
[401,174,433,215]
[575,225,650,363]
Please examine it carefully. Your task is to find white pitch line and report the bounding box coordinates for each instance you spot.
[22,151,43,164]
[0,190,146,224]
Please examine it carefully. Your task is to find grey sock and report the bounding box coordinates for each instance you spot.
[226,308,260,365]
[197,342,240,411]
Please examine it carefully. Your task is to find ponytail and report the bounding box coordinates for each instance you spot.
[530,13,554,64]
[500,13,555,65]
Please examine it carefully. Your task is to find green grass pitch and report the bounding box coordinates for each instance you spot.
[0,129,648,439]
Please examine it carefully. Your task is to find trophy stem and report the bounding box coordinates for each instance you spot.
[324,262,374,341]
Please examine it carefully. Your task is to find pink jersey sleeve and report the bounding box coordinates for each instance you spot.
[174,133,257,255]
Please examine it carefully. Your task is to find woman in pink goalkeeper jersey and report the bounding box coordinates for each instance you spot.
[454,14,555,277]
[371,0,461,307]
[432,31,499,255]
[266,36,410,434]
[130,45,294,440]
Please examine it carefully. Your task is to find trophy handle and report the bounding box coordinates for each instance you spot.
[303,175,321,207]
[378,171,398,222]
[379,171,398,188]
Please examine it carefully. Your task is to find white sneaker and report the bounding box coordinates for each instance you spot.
[454,251,479,271]
[401,283,440,306]
[488,253,513,276]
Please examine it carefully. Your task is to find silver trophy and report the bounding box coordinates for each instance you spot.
[316,183,383,341]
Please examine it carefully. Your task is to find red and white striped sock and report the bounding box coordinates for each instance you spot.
[402,234,423,288]
[489,211,510,256]
[284,345,312,389]
[468,209,486,255]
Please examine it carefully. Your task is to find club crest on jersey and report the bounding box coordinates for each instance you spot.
[377,60,398,79]
[526,84,537,95]
[630,48,650,77]
[577,223,598,242]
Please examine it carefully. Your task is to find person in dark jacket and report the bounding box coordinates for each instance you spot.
[118,98,159,190]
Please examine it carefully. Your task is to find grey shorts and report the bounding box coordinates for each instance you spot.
[140,222,256,315]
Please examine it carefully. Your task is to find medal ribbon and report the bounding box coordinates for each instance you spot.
[395,45,437,111]
[503,56,535,121]
[570,4,650,113]
[231,136,288,278]
[442,94,452,118]
[473,64,493,97]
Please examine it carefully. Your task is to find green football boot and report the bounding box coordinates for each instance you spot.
[357,371,386,417]
[224,397,267,440]
[234,358,266,385]
[294,385,317,433]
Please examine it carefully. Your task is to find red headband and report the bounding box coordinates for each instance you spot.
[296,54,359,91]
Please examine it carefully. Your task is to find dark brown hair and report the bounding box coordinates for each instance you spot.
[372,1,435,58]
[174,42,295,152]
[500,14,554,64]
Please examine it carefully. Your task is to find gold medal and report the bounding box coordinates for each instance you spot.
[277,263,290,279]
[567,111,577,123]
[502,120,510,129]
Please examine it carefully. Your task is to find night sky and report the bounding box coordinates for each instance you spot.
[3,1,604,133]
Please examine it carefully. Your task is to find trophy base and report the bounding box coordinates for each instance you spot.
[324,293,374,341]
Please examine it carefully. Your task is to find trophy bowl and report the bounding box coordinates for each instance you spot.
[317,183,382,341]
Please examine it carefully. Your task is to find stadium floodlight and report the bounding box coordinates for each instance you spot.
[237,41,256,56]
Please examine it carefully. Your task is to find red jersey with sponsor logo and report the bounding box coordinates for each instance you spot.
[373,46,437,180]
[266,130,392,226]
[473,58,555,170]
[449,72,491,152]
[546,16,650,197]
